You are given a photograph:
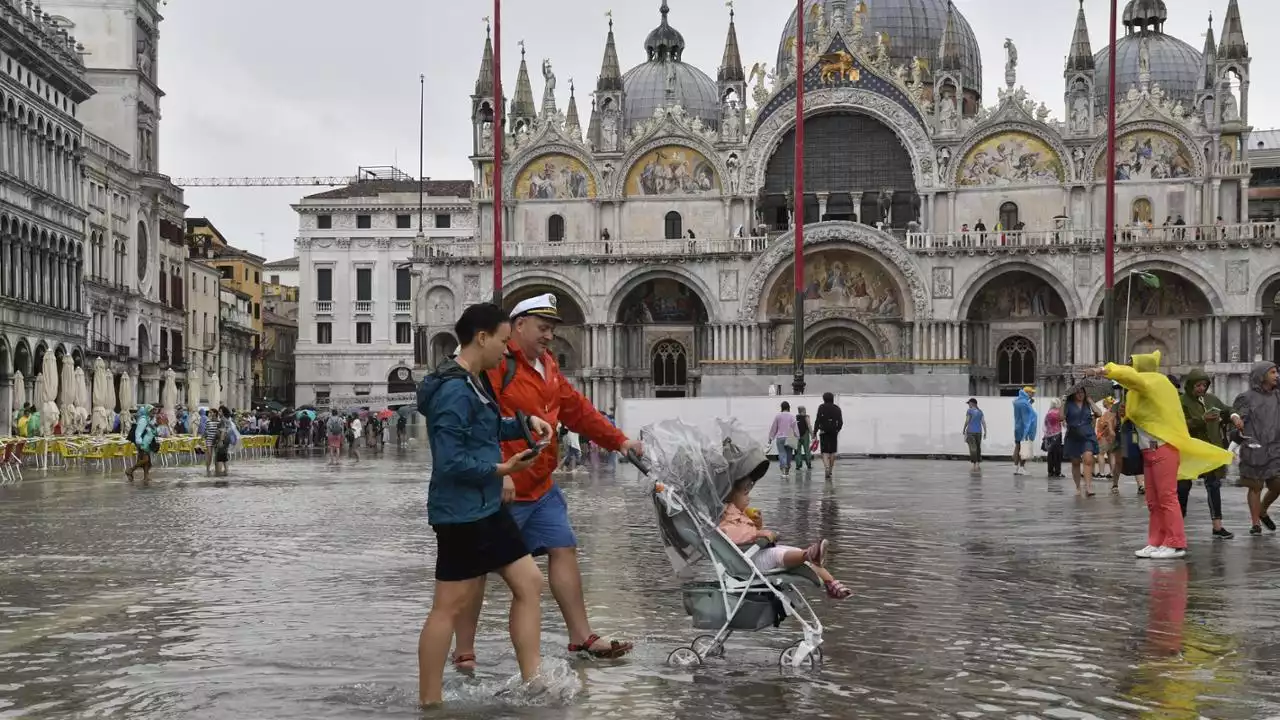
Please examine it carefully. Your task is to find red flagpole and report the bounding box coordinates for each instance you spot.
[492,0,505,306]
[1102,0,1118,362]
[791,0,806,396]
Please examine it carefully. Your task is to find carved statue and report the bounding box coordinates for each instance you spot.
[878,188,893,223]
[1003,38,1017,88]
[852,0,867,35]
[1035,102,1050,122]
[1221,88,1240,123]
[479,120,493,153]
[726,153,741,193]
[938,94,958,131]
[666,63,677,97]
[1070,92,1090,132]
[818,50,857,84]
[749,62,770,110]
[542,58,556,93]
[875,32,890,65]
[1071,146,1086,177]
[601,106,619,151]
[936,147,951,175]
[1137,36,1150,80]
[910,57,924,88]
[809,2,826,35]
[722,97,741,141]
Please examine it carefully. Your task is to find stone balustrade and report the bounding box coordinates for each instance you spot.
[413,236,770,262]
[906,222,1280,252]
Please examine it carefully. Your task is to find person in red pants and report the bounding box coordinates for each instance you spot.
[1085,351,1234,560]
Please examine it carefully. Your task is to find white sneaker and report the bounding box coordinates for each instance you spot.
[1134,545,1158,558]
[1151,546,1187,560]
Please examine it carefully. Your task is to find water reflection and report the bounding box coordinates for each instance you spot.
[0,456,1278,718]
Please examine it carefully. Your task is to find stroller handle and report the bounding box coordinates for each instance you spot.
[626,449,651,475]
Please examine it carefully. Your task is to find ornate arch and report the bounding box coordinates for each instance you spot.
[502,141,604,202]
[1253,269,1280,312]
[502,267,593,323]
[739,221,930,322]
[949,121,1072,186]
[607,265,721,323]
[610,134,729,199]
[416,282,458,327]
[1083,257,1225,315]
[778,308,891,358]
[744,87,935,196]
[954,259,1082,321]
[0,334,11,378]
[1085,120,1207,181]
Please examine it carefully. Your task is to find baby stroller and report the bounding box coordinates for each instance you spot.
[632,419,825,669]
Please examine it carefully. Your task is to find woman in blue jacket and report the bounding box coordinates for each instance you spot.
[416,302,551,707]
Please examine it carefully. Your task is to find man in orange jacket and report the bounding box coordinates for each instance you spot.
[450,293,642,668]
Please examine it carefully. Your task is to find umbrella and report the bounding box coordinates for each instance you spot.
[186,366,201,417]
[58,354,75,409]
[73,366,89,434]
[91,358,112,434]
[208,371,221,408]
[11,370,23,412]
[39,350,58,406]
[377,409,394,420]
[117,373,135,411]
[161,368,178,424]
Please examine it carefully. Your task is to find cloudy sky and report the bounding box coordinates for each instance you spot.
[158,0,1271,263]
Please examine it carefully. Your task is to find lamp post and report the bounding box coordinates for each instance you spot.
[791,0,806,396]
[1102,0,1119,364]
[491,0,505,307]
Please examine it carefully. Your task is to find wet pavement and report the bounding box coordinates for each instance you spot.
[2,450,1280,719]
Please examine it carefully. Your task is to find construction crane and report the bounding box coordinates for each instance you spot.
[172,166,416,188]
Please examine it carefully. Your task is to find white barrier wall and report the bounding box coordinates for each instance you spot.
[619,394,1032,457]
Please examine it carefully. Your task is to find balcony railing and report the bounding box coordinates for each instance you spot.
[394,300,412,315]
[905,222,1280,252]
[1219,160,1251,177]
[413,236,770,262]
[114,344,129,359]
[353,300,374,314]
[315,300,334,314]
[91,339,110,354]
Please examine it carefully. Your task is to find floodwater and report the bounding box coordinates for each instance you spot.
[2,449,1280,719]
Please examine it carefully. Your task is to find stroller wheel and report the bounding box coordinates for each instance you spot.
[692,635,724,659]
[779,642,818,671]
[668,646,701,668]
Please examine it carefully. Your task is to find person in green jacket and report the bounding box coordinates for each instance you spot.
[1179,368,1234,539]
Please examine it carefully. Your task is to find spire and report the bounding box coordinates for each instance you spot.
[510,42,537,122]
[597,15,623,92]
[474,22,494,97]
[1218,0,1248,61]
[565,80,581,136]
[1066,0,1095,72]
[1198,11,1218,89]
[718,5,744,83]
[936,0,963,72]
[644,0,686,62]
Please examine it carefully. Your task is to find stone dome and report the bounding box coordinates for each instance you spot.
[776,0,984,97]
[622,2,721,131]
[1094,31,1202,109]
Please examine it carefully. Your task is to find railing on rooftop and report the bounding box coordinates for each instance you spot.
[413,236,769,261]
[906,222,1280,251]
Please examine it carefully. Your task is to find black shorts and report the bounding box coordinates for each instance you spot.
[214,447,229,463]
[432,508,529,582]
[819,432,838,455]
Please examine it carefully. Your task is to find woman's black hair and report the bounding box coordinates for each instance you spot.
[780,401,790,411]
[455,302,509,346]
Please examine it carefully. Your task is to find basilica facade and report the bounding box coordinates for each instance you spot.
[407,0,1269,406]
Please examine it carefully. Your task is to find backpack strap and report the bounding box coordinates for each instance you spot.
[501,353,519,392]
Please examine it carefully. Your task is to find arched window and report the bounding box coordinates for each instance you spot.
[999,201,1019,230]
[651,340,688,397]
[1131,197,1153,224]
[664,211,683,240]
[136,220,149,282]
[547,214,565,243]
[996,336,1036,392]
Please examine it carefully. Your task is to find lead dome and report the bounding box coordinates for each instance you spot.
[776,0,984,98]
[1094,0,1202,109]
[622,2,720,133]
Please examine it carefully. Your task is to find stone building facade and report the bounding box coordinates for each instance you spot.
[405,0,1267,407]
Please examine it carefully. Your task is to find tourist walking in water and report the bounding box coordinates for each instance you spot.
[450,293,639,670]
[1230,362,1280,535]
[1012,387,1037,475]
[794,406,814,472]
[1042,399,1064,478]
[768,401,800,478]
[1179,369,1233,539]
[1116,401,1146,494]
[212,406,237,478]
[325,410,344,465]
[416,302,551,707]
[1096,397,1120,490]
[1063,385,1099,496]
[347,414,362,463]
[1087,351,1232,559]
[963,398,986,472]
[125,405,157,485]
[814,392,843,480]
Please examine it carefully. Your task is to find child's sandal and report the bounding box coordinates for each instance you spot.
[825,580,852,599]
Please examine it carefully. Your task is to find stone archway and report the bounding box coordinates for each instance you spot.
[612,272,709,397]
[740,221,930,323]
[963,265,1071,395]
[503,280,588,375]
[426,332,455,371]
[1096,267,1213,366]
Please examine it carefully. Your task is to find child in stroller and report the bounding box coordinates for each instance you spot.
[720,474,853,599]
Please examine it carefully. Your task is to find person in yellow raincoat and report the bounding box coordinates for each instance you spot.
[1085,351,1234,560]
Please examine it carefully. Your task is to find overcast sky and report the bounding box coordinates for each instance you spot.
[158,0,1272,263]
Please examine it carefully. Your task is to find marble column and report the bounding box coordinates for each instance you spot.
[1210,179,1222,223]
[817,192,829,222]
[948,191,957,233]
[1240,178,1251,225]
[850,193,863,222]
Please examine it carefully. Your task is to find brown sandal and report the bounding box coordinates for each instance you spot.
[452,653,477,672]
[568,634,632,658]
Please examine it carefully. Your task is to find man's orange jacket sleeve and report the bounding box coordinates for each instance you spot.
[556,374,627,451]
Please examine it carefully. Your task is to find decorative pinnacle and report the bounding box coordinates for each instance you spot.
[518,39,526,58]
[606,9,612,30]
[483,15,490,36]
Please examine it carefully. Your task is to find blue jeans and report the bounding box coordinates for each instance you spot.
[776,439,794,470]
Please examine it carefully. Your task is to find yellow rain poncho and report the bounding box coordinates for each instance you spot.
[1104,350,1235,480]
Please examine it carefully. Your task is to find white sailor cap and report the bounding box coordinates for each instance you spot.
[509,293,561,322]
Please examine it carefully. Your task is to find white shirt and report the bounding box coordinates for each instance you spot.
[351,418,363,439]
[533,356,546,379]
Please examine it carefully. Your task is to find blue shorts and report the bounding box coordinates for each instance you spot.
[507,483,577,556]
